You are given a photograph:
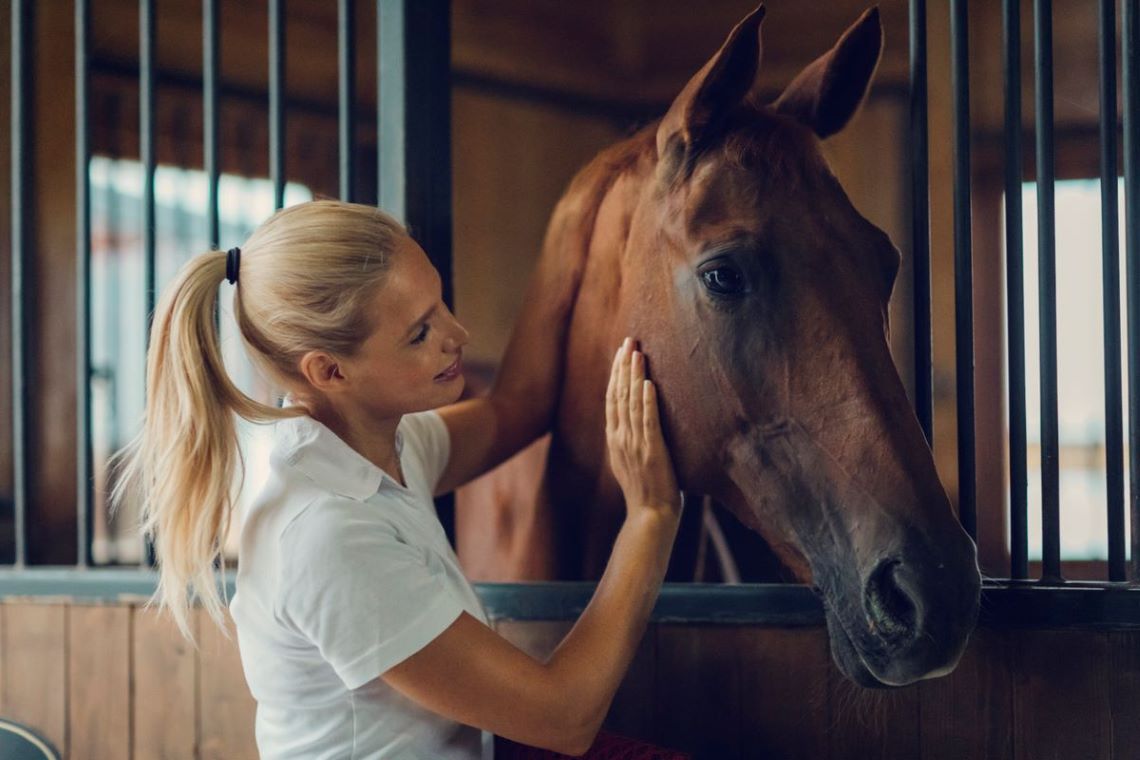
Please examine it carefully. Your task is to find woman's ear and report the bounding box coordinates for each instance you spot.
[299,350,345,393]
[772,7,883,139]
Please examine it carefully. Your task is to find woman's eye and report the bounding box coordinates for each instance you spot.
[411,325,430,345]
[700,265,747,296]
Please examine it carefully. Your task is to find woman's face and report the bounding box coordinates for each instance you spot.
[337,235,469,419]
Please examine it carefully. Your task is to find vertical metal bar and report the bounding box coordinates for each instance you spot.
[379,0,453,305]
[204,0,219,249]
[269,0,285,210]
[951,0,977,541]
[140,0,158,569]
[1005,0,1029,580]
[379,0,455,542]
[1125,0,1140,583]
[141,0,156,336]
[10,0,34,567]
[910,0,933,447]
[1035,0,1062,582]
[1101,0,1127,583]
[339,0,355,202]
[141,0,158,568]
[76,0,93,567]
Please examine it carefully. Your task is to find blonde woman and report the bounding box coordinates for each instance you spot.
[112,200,685,759]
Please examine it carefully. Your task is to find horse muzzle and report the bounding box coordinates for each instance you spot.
[824,529,981,688]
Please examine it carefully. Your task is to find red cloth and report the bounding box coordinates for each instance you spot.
[495,730,691,759]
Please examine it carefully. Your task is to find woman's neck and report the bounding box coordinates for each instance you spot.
[297,396,406,486]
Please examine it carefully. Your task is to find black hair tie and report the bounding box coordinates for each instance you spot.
[225,247,241,285]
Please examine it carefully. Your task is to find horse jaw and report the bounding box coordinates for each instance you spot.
[720,422,978,689]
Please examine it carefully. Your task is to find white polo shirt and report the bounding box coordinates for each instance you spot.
[230,404,491,759]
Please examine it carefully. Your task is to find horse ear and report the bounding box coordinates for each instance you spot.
[773,7,883,139]
[655,5,766,164]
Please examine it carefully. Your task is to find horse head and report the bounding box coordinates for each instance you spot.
[593,5,981,688]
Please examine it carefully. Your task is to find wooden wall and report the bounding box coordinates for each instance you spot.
[2,598,1138,760]
[0,600,256,759]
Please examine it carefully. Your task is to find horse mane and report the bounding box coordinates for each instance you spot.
[541,105,827,272]
[543,121,658,254]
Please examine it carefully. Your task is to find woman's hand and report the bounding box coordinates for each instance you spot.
[605,337,681,524]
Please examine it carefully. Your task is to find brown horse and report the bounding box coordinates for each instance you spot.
[457,6,980,688]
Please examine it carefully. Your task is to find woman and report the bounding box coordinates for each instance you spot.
[112,200,683,758]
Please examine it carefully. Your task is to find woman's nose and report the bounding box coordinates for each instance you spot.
[443,312,469,351]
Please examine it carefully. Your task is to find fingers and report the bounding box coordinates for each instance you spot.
[616,338,632,431]
[605,340,623,434]
[642,377,660,443]
[629,349,645,436]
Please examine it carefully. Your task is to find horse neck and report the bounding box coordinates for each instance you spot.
[555,123,659,329]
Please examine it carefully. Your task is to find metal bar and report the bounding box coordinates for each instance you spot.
[339,0,355,201]
[0,571,1136,627]
[1101,0,1127,583]
[378,0,453,302]
[909,0,933,446]
[1126,0,1140,583]
[1005,0,1029,580]
[141,0,156,336]
[76,0,93,567]
[141,0,158,568]
[269,0,285,210]
[10,0,34,567]
[1035,0,1062,582]
[950,0,977,541]
[204,0,219,249]
[379,0,455,543]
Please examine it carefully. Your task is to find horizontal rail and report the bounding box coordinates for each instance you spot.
[1,571,1138,628]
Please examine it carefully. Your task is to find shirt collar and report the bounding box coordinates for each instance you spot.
[274,396,406,501]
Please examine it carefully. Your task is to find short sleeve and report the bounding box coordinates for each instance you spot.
[399,409,452,494]
[276,502,465,690]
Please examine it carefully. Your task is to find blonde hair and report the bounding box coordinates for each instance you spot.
[110,200,407,643]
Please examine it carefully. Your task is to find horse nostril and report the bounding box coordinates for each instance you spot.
[864,558,918,647]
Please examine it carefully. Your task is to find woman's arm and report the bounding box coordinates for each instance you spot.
[433,217,585,497]
[385,340,682,754]
[382,514,677,754]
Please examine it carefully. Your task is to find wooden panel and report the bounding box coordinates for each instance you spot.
[133,604,196,759]
[0,602,67,754]
[29,0,79,564]
[920,627,1013,760]
[1109,631,1140,760]
[1012,630,1111,760]
[451,89,623,368]
[603,622,657,741]
[67,604,130,759]
[736,627,829,760]
[654,625,741,760]
[198,607,258,760]
[827,660,920,760]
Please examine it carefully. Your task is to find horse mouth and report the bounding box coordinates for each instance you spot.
[823,607,894,689]
[820,591,973,689]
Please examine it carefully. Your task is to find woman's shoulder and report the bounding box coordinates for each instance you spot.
[397,409,451,492]
[279,491,402,550]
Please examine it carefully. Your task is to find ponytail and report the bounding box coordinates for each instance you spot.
[110,200,402,644]
[110,249,303,643]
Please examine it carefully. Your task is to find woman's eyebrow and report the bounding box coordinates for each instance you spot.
[402,304,437,339]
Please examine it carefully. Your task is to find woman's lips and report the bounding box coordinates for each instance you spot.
[434,356,463,382]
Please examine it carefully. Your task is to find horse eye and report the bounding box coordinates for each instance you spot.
[700,265,747,296]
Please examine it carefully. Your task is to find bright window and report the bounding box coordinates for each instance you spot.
[89,157,312,564]
[1014,179,1132,561]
